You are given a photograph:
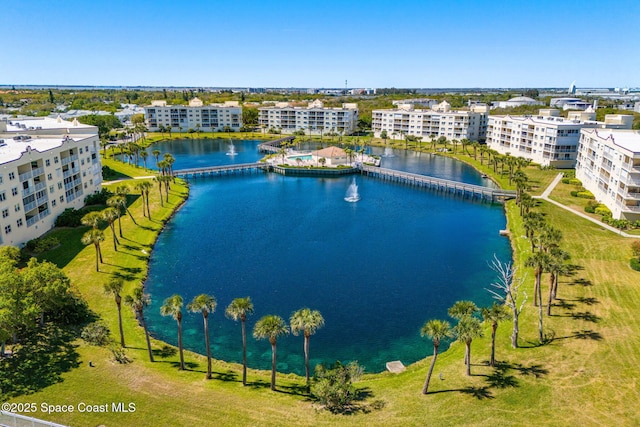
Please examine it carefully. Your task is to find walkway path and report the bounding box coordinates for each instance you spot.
[534,172,636,238]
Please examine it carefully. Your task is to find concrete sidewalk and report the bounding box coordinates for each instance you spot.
[533,172,636,238]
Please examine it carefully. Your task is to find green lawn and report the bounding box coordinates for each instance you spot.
[5,156,640,426]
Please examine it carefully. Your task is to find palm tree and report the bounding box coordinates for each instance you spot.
[152,150,161,168]
[107,195,125,238]
[124,285,154,362]
[81,229,104,271]
[448,300,478,320]
[481,303,510,367]
[115,185,137,225]
[526,251,551,343]
[81,211,103,229]
[187,294,217,379]
[140,150,148,169]
[104,277,125,347]
[153,176,164,207]
[141,181,153,219]
[134,182,148,218]
[102,207,120,251]
[547,247,571,312]
[253,315,289,391]
[290,308,325,392]
[160,294,185,370]
[420,319,453,394]
[454,316,483,376]
[225,297,254,386]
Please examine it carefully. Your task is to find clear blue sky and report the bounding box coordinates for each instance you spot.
[2,0,639,88]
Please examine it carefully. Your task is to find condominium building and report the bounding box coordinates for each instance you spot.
[371,101,490,141]
[144,98,242,132]
[486,109,633,168]
[0,116,102,247]
[576,129,640,220]
[258,100,359,135]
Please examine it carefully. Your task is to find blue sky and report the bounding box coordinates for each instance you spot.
[2,0,639,88]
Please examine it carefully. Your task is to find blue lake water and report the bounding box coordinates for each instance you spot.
[144,139,511,374]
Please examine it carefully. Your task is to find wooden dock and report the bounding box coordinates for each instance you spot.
[358,165,516,202]
[257,136,296,153]
[174,162,269,178]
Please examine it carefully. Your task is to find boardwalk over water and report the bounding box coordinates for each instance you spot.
[257,136,295,153]
[173,162,516,202]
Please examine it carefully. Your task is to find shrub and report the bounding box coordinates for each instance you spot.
[630,257,640,272]
[84,188,113,206]
[81,322,111,346]
[576,191,595,199]
[25,236,60,253]
[110,347,132,364]
[55,208,85,227]
[571,191,579,197]
[311,361,364,413]
[631,241,640,258]
[562,177,581,185]
[101,165,118,180]
[594,205,612,216]
[584,205,596,213]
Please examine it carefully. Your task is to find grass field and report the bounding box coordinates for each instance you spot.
[5,155,640,426]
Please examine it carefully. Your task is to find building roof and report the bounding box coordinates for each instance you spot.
[5,116,95,132]
[313,146,346,158]
[508,96,538,102]
[0,135,89,165]
[582,129,640,153]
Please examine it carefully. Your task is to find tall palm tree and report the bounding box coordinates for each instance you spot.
[124,285,154,362]
[187,294,217,379]
[140,150,148,169]
[420,319,453,394]
[481,303,510,367]
[134,182,147,218]
[253,315,289,391]
[81,211,103,229]
[448,300,478,320]
[152,150,161,168]
[225,297,254,386]
[104,277,125,347]
[107,195,125,238]
[526,251,552,343]
[153,176,164,207]
[81,229,104,271]
[160,294,185,370]
[547,247,571,313]
[290,308,325,392]
[115,185,137,225]
[141,181,153,219]
[454,316,483,376]
[102,207,120,251]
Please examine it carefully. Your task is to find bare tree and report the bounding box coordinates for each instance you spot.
[486,256,527,348]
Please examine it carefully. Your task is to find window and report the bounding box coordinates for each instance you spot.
[0,175,2,184]
[46,159,51,167]
[0,192,5,201]
[58,182,63,190]
[52,199,57,207]
[60,196,64,203]
[79,148,83,154]
[17,218,23,227]
[4,225,11,234]
[2,209,8,218]
[50,186,54,193]
[54,156,59,164]
[14,204,20,212]
[11,187,17,196]
[48,173,52,180]
[8,172,15,180]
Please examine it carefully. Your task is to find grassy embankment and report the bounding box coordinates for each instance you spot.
[6,150,640,426]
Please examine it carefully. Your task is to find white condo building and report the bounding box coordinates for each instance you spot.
[0,117,102,247]
[258,100,359,135]
[576,129,640,220]
[486,109,633,168]
[144,98,242,132]
[371,101,490,141]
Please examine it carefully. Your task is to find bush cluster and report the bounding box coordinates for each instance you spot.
[25,236,60,253]
[55,208,85,227]
[84,188,114,206]
[630,258,640,272]
[81,322,111,346]
[562,177,582,185]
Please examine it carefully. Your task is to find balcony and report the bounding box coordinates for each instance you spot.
[27,215,39,227]
[19,171,32,182]
[61,154,79,166]
[23,201,37,212]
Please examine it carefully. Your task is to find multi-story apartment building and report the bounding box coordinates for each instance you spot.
[258,100,359,135]
[144,98,242,132]
[576,129,640,220]
[0,117,102,247]
[486,109,633,168]
[371,101,490,142]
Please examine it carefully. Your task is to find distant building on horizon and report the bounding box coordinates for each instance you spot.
[258,100,359,135]
[371,101,490,142]
[493,96,544,109]
[144,98,242,132]
[486,109,633,168]
[0,116,102,247]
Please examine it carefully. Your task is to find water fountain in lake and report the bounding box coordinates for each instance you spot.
[226,141,237,156]
[344,178,361,202]
[382,146,395,157]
